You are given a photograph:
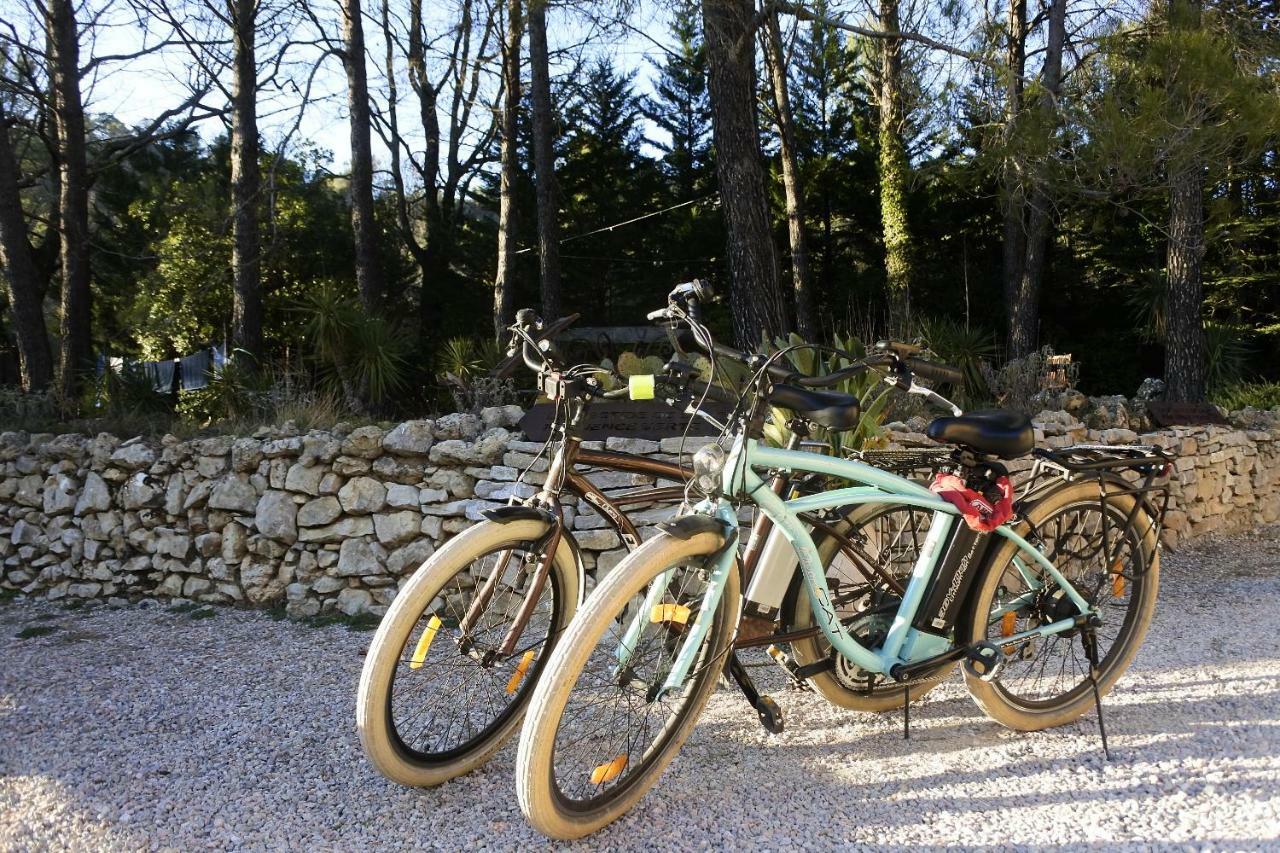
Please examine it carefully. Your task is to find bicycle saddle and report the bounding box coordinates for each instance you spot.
[767,384,862,431]
[926,410,1034,459]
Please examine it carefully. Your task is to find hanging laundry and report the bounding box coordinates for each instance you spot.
[180,349,215,390]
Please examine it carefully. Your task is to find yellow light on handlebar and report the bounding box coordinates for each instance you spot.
[629,374,655,400]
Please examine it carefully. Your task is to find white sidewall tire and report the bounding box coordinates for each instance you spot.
[516,530,738,840]
[356,518,579,787]
[962,482,1160,731]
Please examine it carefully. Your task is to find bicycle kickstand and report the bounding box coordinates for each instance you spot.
[1082,625,1111,760]
[726,653,784,734]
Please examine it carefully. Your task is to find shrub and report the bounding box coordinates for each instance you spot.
[914,315,998,408]
[1213,381,1280,412]
[437,337,519,411]
[296,281,412,408]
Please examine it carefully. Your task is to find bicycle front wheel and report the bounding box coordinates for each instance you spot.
[516,528,739,839]
[357,518,579,786]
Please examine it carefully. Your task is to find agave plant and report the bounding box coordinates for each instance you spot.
[914,315,997,408]
[760,332,893,459]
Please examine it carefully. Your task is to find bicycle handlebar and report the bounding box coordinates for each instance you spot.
[905,357,963,386]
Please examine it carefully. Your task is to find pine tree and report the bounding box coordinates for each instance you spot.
[642,0,714,200]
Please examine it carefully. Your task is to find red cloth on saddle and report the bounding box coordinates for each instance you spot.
[930,472,1015,532]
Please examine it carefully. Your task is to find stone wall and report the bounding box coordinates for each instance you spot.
[1,406,1276,616]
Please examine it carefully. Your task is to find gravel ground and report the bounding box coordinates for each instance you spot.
[3,529,1280,851]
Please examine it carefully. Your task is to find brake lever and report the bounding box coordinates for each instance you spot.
[883,373,961,416]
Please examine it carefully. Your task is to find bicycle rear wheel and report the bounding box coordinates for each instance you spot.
[962,480,1160,730]
[790,503,954,710]
[357,518,579,786]
[516,528,738,839]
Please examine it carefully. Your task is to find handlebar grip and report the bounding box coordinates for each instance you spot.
[906,357,964,386]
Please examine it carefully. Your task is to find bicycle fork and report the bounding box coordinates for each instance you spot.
[614,505,740,701]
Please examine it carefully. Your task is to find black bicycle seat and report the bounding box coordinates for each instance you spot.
[926,410,1034,459]
[768,384,862,431]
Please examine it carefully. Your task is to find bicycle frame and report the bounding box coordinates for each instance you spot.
[629,436,1098,700]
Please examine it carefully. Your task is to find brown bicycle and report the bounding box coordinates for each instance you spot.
[356,304,959,787]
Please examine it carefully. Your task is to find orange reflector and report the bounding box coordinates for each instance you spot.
[650,603,691,626]
[409,615,442,670]
[505,649,537,694]
[1000,611,1017,638]
[590,754,629,785]
[1111,561,1126,597]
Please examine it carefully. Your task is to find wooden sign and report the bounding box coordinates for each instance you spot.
[519,400,730,441]
[1146,400,1230,428]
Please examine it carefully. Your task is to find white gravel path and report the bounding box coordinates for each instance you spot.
[3,529,1280,851]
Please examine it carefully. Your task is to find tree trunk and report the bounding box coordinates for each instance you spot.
[493,0,522,340]
[763,12,815,340]
[1000,0,1027,316]
[876,0,912,337]
[702,0,787,346]
[0,110,54,391]
[1165,155,1205,402]
[1007,0,1066,359]
[342,0,382,315]
[527,1,561,323]
[47,0,92,396]
[1164,0,1206,403]
[229,0,263,363]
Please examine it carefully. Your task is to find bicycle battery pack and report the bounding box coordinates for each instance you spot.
[910,521,994,635]
[743,523,801,619]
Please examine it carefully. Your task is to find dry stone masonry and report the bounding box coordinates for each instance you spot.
[1,405,1277,617]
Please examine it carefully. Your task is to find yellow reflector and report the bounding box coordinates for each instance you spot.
[505,649,537,694]
[629,374,655,400]
[590,754,629,785]
[650,603,692,625]
[409,615,442,670]
[1000,611,1017,638]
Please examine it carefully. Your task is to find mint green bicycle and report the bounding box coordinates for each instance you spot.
[515,283,1168,838]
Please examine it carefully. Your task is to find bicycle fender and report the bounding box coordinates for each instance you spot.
[481,505,555,525]
[657,514,727,541]
[479,505,588,609]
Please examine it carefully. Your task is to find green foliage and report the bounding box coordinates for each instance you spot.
[174,358,269,425]
[16,625,57,639]
[914,315,997,407]
[80,365,174,436]
[296,281,411,407]
[436,337,517,412]
[1213,381,1280,412]
[0,389,60,431]
[1204,323,1251,392]
[761,333,891,458]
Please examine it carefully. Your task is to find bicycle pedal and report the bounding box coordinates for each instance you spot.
[963,642,1004,683]
[754,695,784,734]
[765,644,814,691]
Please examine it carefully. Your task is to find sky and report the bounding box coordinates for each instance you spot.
[77,0,688,173]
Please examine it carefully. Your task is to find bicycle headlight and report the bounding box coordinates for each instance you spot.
[691,443,726,495]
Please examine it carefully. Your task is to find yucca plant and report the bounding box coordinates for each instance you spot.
[1204,322,1251,392]
[914,315,997,408]
[295,281,411,408]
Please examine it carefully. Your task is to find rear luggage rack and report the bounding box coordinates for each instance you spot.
[1025,443,1173,575]
[847,447,954,478]
[1031,444,1173,477]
